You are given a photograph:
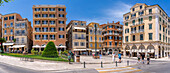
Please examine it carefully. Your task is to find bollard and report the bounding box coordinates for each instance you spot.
[84,61,86,68]
[116,61,117,67]
[127,60,129,66]
[101,61,103,68]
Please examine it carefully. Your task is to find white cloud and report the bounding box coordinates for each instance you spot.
[84,2,132,25]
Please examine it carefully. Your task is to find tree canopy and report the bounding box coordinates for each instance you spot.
[0,0,13,6]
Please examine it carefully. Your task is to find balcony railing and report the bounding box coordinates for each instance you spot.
[114,33,119,35]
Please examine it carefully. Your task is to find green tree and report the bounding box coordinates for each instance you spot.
[0,38,6,53]
[0,0,13,6]
[42,41,58,57]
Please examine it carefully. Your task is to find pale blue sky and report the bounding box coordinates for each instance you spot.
[0,0,169,25]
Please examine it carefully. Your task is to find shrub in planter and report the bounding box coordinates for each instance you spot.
[38,51,43,55]
[31,48,35,55]
[42,41,58,57]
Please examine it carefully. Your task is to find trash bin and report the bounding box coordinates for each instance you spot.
[75,55,80,62]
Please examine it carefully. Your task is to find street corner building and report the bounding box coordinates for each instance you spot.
[101,21,123,55]
[86,22,103,55]
[123,3,170,58]
[66,20,87,55]
[2,13,33,53]
[32,5,67,52]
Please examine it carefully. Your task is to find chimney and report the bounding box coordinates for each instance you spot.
[112,21,114,24]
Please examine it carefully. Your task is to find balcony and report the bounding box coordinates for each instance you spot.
[114,33,119,35]
[42,38,48,40]
[74,37,86,40]
[104,33,113,36]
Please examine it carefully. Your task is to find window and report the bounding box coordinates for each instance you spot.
[140,5,142,9]
[50,35,55,40]
[106,42,107,46]
[10,22,13,27]
[49,8,55,11]
[99,44,101,47]
[133,35,135,41]
[35,21,40,25]
[81,34,84,39]
[42,35,48,40]
[159,34,161,40]
[4,17,8,20]
[59,21,64,24]
[35,14,41,18]
[35,8,40,11]
[114,36,117,40]
[75,34,78,39]
[58,8,64,11]
[149,16,152,21]
[163,35,165,42]
[132,8,135,11]
[119,36,122,40]
[21,30,25,34]
[109,41,112,46]
[42,8,48,11]
[80,42,85,46]
[35,28,40,32]
[125,22,128,26]
[10,29,13,34]
[16,38,19,43]
[49,14,55,18]
[50,21,55,24]
[35,35,40,40]
[163,27,165,32]
[81,23,84,26]
[115,42,117,46]
[149,33,153,40]
[95,37,97,40]
[90,36,92,41]
[99,37,101,42]
[149,9,152,14]
[160,25,161,31]
[9,16,14,20]
[90,29,92,34]
[42,14,48,17]
[140,34,143,40]
[74,42,79,46]
[42,20,48,24]
[59,14,64,17]
[4,30,7,35]
[90,44,92,47]
[149,24,152,29]
[74,23,78,25]
[109,25,113,28]
[159,17,161,21]
[132,20,135,25]
[42,27,48,32]
[59,27,64,31]
[119,42,121,46]
[4,23,7,28]
[109,36,112,39]
[22,38,24,43]
[59,35,64,38]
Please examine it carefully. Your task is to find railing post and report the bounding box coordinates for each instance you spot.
[116,61,117,67]
[101,61,103,68]
[84,61,86,68]
[127,60,129,66]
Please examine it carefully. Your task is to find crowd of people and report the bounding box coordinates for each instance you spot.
[112,52,122,63]
[137,53,150,65]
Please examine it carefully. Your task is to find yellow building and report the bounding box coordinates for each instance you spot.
[86,22,103,55]
[123,3,170,58]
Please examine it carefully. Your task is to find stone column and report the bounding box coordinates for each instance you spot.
[123,48,126,57]
[145,49,148,58]
[155,48,159,59]
[130,49,132,57]
[160,47,162,58]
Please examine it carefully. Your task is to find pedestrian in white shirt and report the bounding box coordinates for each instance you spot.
[112,52,115,62]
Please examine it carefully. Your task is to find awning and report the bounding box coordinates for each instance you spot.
[92,49,100,52]
[12,45,25,48]
[74,49,87,51]
[74,27,86,30]
[58,46,66,48]
[3,43,14,46]
[32,45,40,48]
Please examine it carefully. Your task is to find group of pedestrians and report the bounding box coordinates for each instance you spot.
[137,53,150,65]
[112,52,122,63]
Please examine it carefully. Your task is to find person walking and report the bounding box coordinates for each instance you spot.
[147,54,150,65]
[68,53,71,64]
[112,52,115,62]
[118,52,122,63]
[137,54,141,63]
[141,53,145,64]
